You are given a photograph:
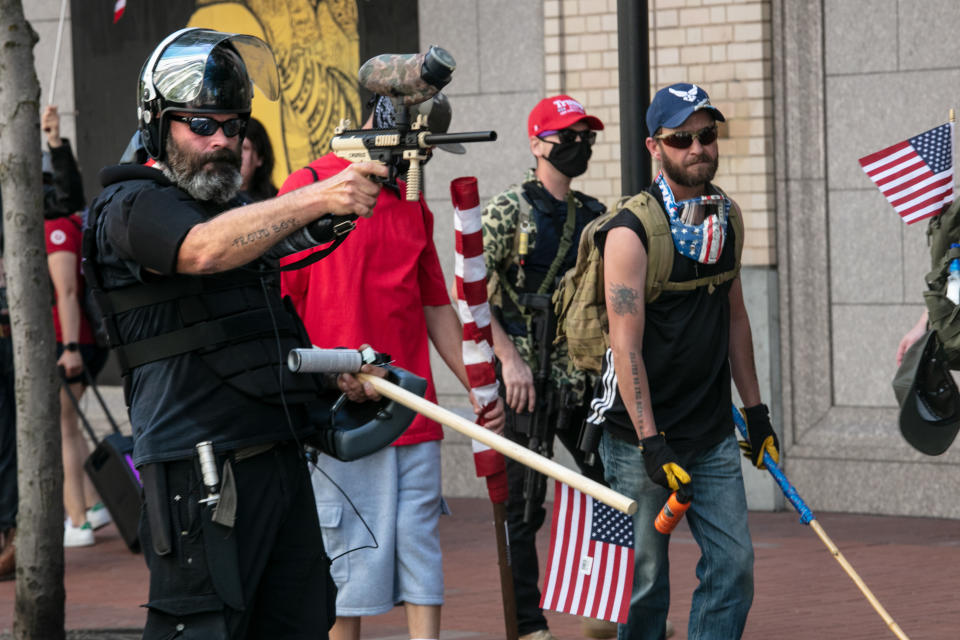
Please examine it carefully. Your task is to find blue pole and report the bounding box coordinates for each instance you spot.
[731,405,814,524]
[731,405,911,638]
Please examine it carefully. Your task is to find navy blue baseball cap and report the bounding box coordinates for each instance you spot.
[646,83,725,135]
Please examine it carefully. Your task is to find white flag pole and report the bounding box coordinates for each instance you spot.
[951,109,956,202]
[48,0,68,106]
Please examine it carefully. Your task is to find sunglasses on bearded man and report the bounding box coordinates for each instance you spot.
[654,123,718,149]
[168,114,248,138]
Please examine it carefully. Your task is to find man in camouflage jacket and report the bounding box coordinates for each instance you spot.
[481,95,608,640]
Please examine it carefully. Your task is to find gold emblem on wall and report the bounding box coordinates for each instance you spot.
[190,0,361,186]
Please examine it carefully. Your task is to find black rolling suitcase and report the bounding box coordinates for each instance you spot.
[63,369,142,553]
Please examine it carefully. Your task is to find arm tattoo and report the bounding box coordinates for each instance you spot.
[609,283,641,316]
[231,217,298,249]
[628,351,644,432]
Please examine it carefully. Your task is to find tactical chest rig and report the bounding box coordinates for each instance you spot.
[82,167,319,405]
[496,181,605,331]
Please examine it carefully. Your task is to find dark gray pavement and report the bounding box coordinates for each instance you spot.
[0,497,957,639]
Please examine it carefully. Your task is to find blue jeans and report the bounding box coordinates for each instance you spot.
[0,337,16,530]
[599,432,754,640]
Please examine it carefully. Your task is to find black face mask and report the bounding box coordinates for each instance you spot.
[545,139,592,178]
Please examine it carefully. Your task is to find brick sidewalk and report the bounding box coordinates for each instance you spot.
[0,497,957,639]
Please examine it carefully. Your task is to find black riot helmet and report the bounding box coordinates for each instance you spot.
[137,28,280,161]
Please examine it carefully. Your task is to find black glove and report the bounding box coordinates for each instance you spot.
[738,403,780,469]
[639,433,692,493]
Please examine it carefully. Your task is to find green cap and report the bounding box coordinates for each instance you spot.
[892,329,960,455]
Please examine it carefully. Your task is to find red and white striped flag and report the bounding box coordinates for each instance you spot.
[541,480,634,624]
[113,0,126,23]
[858,122,954,225]
[451,177,507,503]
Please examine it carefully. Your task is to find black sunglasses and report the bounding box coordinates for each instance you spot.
[168,115,247,138]
[655,124,718,149]
[540,128,597,146]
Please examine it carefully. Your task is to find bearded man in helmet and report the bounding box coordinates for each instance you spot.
[84,28,389,638]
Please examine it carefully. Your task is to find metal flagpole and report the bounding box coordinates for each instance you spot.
[48,0,68,106]
[732,407,911,640]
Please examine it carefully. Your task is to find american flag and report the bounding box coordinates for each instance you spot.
[858,122,954,225]
[451,177,507,503]
[540,481,634,624]
[113,0,126,23]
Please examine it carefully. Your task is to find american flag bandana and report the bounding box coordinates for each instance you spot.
[656,172,730,265]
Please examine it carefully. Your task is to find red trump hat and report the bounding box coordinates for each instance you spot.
[528,94,604,138]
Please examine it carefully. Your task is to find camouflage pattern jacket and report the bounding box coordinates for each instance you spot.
[481,169,605,403]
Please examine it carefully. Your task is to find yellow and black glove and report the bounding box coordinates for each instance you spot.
[639,433,692,493]
[738,403,780,469]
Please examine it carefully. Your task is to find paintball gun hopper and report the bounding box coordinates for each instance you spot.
[359,44,456,105]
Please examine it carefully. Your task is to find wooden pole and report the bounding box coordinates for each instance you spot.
[808,520,910,640]
[492,502,519,640]
[356,373,638,515]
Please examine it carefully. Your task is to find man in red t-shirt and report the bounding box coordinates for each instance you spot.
[280,93,502,640]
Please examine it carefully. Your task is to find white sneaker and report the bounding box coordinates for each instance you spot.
[64,521,95,548]
[86,503,112,530]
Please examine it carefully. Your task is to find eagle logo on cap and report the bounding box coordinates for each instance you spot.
[669,84,700,102]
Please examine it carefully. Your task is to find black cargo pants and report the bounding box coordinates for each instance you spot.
[140,441,335,639]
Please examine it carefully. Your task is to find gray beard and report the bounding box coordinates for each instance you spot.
[163,138,242,204]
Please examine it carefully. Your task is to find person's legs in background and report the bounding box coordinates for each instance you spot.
[504,427,551,639]
[61,381,99,547]
[395,441,444,640]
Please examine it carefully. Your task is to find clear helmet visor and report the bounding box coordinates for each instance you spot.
[145,28,279,105]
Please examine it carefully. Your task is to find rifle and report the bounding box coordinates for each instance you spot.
[516,292,563,524]
[331,107,496,202]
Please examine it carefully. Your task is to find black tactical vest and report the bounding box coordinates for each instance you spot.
[83,167,320,406]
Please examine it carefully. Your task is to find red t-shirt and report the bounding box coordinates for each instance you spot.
[280,154,451,445]
[45,214,93,344]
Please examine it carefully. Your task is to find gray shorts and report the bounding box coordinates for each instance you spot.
[310,440,447,616]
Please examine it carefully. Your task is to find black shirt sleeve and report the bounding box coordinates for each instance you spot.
[595,208,648,259]
[44,139,85,218]
[103,184,203,276]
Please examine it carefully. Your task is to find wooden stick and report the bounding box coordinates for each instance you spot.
[808,520,910,640]
[492,502,519,640]
[356,373,638,515]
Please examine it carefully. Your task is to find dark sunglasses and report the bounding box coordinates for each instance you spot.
[540,128,597,146]
[168,115,247,138]
[655,124,718,149]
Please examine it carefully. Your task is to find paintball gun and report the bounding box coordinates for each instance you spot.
[331,105,496,202]
[334,44,497,201]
